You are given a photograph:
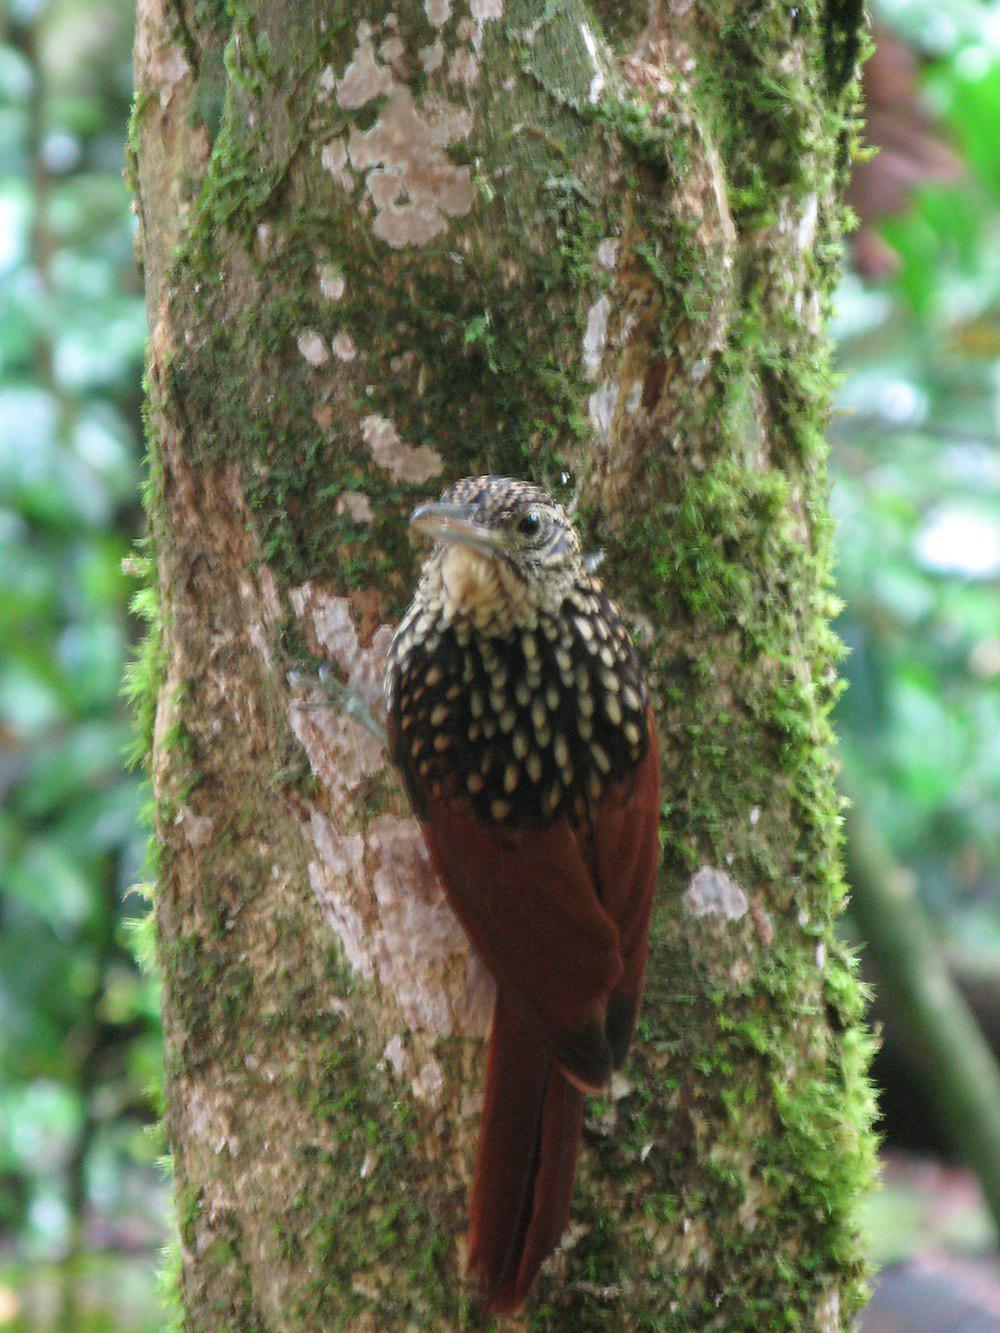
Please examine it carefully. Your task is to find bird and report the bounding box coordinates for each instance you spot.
[385,476,660,1314]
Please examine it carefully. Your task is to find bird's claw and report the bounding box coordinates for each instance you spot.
[289,667,388,747]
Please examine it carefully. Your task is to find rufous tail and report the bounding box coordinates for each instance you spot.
[467,992,585,1315]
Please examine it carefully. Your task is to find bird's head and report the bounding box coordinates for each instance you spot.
[410,476,586,625]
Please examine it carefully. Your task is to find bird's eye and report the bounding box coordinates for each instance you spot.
[517,511,543,539]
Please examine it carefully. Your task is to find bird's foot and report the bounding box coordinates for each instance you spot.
[287,666,389,747]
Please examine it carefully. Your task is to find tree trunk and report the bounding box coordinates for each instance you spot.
[132,1,876,1326]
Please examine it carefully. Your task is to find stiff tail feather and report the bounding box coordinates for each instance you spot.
[467,992,585,1315]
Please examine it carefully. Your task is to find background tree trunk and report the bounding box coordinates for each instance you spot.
[132,0,876,1326]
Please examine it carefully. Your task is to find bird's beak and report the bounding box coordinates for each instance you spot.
[409,502,503,558]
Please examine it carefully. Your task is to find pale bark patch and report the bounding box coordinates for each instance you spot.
[181,807,214,847]
[281,585,490,1040]
[291,704,384,799]
[149,45,190,105]
[368,814,492,1036]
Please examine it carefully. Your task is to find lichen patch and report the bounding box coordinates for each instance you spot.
[597,237,619,270]
[419,40,445,73]
[318,263,345,301]
[320,138,353,191]
[361,413,443,483]
[425,0,452,25]
[579,23,606,104]
[683,866,750,921]
[336,27,394,110]
[589,382,619,444]
[331,331,358,362]
[583,295,611,378]
[297,330,328,366]
[337,491,374,524]
[348,88,474,247]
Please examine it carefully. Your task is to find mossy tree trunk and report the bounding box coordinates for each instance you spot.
[132,0,875,1326]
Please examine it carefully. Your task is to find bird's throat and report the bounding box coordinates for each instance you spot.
[438,544,528,630]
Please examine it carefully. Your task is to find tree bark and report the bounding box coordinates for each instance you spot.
[132,1,876,1327]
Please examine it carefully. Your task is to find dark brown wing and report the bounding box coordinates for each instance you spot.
[591,709,660,1065]
[421,792,622,1089]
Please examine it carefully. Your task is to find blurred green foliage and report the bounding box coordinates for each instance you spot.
[832,0,1000,949]
[0,1,163,1321]
[0,0,996,1324]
